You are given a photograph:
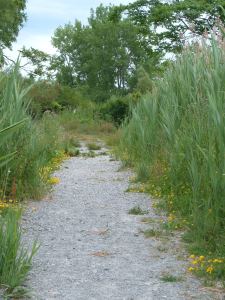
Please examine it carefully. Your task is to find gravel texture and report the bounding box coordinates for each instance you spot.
[22,145,223,300]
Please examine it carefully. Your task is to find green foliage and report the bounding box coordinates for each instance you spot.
[112,0,225,53]
[0,209,38,297]
[0,66,63,200]
[99,95,130,125]
[21,47,50,78]
[128,206,148,215]
[119,39,225,267]
[51,4,156,101]
[28,81,89,116]
[0,0,26,55]
[87,143,101,151]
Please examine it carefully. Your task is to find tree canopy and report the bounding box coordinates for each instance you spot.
[0,0,27,50]
[50,4,159,101]
[111,0,225,53]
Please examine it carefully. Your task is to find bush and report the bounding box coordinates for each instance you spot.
[99,95,130,125]
[28,81,90,116]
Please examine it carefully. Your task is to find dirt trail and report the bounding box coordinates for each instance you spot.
[23,144,220,300]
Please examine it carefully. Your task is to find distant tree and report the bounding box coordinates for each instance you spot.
[51,4,159,101]
[0,0,27,62]
[20,47,50,78]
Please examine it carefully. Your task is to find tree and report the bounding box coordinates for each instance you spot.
[0,0,27,55]
[111,0,225,53]
[51,4,158,101]
[20,47,50,78]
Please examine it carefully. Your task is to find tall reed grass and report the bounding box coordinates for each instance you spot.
[0,65,62,200]
[119,39,225,257]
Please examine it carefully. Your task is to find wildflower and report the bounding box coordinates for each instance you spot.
[206,266,214,274]
[48,177,60,185]
[189,254,195,259]
[199,256,205,261]
[191,260,198,265]
[213,259,223,263]
[188,267,195,272]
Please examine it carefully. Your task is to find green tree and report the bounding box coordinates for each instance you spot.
[112,0,225,53]
[0,0,27,59]
[52,4,157,101]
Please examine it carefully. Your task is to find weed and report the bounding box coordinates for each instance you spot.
[87,143,101,151]
[160,274,183,283]
[141,217,156,224]
[82,151,96,158]
[128,206,148,215]
[142,228,162,238]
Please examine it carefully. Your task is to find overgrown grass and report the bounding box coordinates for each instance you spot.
[0,67,64,200]
[119,39,225,280]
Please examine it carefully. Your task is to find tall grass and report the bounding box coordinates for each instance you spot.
[119,40,225,256]
[0,66,63,200]
[0,209,38,297]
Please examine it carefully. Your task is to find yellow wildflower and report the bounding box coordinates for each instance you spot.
[48,177,60,185]
[206,266,214,274]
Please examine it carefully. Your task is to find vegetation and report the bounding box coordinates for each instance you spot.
[0,0,26,62]
[119,39,225,280]
[128,206,148,215]
[0,209,38,298]
[112,0,225,53]
[0,0,225,291]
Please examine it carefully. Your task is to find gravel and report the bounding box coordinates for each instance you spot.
[22,147,222,300]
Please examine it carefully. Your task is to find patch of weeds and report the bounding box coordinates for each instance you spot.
[126,184,146,193]
[99,151,108,156]
[83,151,96,158]
[72,139,81,148]
[142,228,162,238]
[87,143,101,151]
[66,147,80,157]
[128,206,148,215]
[160,274,183,283]
[157,245,168,252]
[140,217,156,224]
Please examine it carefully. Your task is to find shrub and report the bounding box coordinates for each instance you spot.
[99,95,130,125]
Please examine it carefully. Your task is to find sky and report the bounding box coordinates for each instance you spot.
[6,0,131,60]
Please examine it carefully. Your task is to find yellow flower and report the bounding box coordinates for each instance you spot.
[206,266,214,274]
[189,254,195,259]
[48,177,60,185]
[192,260,198,265]
[188,267,195,272]
[199,256,205,261]
[213,259,223,263]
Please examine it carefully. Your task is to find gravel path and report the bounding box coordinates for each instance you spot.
[23,146,222,300]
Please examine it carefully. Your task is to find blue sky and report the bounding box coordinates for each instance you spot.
[6,0,131,59]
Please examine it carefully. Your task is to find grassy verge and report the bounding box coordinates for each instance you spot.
[118,39,225,283]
